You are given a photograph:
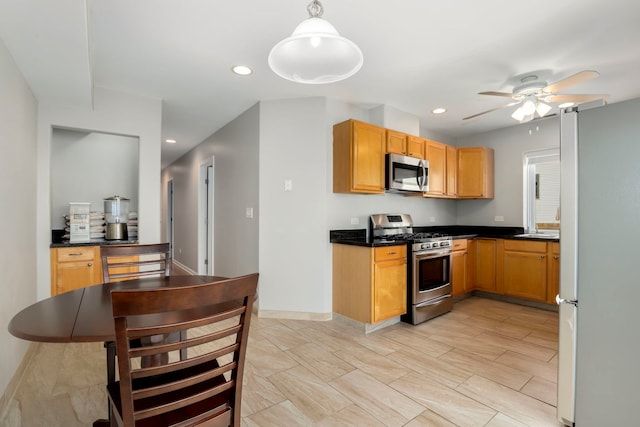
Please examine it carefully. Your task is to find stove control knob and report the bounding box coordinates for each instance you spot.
[421,243,429,250]
[440,241,449,247]
[432,242,439,248]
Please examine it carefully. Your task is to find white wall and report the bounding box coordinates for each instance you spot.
[37,87,162,299]
[0,38,38,400]
[161,104,260,277]
[455,117,560,226]
[258,98,330,316]
[50,129,139,229]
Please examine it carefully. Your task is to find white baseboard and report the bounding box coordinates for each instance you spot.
[258,310,332,321]
[171,259,197,275]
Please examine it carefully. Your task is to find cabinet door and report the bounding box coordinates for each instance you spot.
[373,258,406,322]
[475,239,496,292]
[54,260,99,295]
[457,147,494,198]
[51,246,102,295]
[451,249,467,297]
[504,251,547,301]
[425,140,446,196]
[352,122,386,193]
[407,135,426,159]
[386,130,407,155]
[333,120,385,194]
[547,242,560,303]
[446,145,457,197]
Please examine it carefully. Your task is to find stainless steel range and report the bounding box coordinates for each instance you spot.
[370,214,453,325]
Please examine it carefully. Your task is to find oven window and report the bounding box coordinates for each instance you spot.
[417,256,450,292]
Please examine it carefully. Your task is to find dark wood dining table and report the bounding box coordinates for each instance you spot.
[8,275,227,426]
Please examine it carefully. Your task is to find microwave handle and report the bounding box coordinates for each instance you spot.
[417,160,426,190]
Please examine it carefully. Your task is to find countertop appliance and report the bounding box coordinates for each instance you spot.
[104,195,129,240]
[370,214,452,324]
[385,154,428,193]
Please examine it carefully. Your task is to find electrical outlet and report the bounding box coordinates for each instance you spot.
[246,207,254,219]
[494,215,504,222]
[350,217,359,225]
[284,179,293,192]
[429,217,436,223]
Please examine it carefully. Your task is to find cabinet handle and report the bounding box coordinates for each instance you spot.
[553,255,559,260]
[540,255,545,259]
[87,263,92,267]
[68,253,83,256]
[388,251,397,255]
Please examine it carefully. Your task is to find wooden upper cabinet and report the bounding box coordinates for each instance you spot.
[424,140,447,196]
[446,145,457,198]
[406,135,426,159]
[457,147,494,199]
[386,129,408,155]
[333,119,386,194]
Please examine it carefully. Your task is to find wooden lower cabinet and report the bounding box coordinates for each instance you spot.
[503,240,548,302]
[547,242,560,304]
[333,244,407,324]
[50,246,102,295]
[51,245,140,295]
[451,239,470,296]
[474,238,497,292]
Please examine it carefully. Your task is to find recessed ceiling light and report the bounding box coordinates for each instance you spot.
[165,139,177,144]
[432,107,447,114]
[558,102,575,109]
[232,65,253,76]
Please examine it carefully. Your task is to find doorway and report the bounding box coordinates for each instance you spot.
[198,158,214,275]
[167,178,174,258]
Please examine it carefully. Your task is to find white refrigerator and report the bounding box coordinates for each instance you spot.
[557,98,640,426]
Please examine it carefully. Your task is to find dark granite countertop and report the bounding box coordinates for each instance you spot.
[330,225,558,247]
[50,239,139,248]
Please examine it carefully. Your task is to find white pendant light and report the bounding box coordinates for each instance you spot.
[268,0,363,84]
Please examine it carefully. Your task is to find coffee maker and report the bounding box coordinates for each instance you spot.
[104,195,130,240]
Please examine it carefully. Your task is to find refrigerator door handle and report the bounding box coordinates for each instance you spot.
[556,294,578,307]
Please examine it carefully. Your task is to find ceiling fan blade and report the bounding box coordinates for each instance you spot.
[479,91,515,98]
[463,101,520,120]
[543,70,599,94]
[545,94,608,104]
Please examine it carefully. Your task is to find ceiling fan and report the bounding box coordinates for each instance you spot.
[464,70,608,122]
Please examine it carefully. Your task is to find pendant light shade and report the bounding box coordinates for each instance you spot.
[268,1,363,84]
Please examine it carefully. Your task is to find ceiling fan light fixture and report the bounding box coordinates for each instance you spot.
[521,98,537,116]
[536,101,552,117]
[511,107,526,122]
[268,0,363,84]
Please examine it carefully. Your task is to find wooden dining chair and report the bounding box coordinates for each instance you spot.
[100,243,187,364]
[108,273,258,427]
[100,243,171,282]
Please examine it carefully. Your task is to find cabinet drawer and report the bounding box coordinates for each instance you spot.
[374,245,406,262]
[452,239,467,251]
[55,246,96,262]
[504,240,546,253]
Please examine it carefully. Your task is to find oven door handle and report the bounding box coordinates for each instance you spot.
[414,249,452,258]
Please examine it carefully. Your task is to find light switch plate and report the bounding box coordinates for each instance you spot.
[246,207,254,219]
[494,215,504,222]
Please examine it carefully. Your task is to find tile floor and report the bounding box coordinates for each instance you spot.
[1,294,561,426]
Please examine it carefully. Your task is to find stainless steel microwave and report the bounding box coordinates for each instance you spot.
[386,153,429,193]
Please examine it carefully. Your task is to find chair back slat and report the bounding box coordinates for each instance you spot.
[101,243,171,283]
[109,273,258,427]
